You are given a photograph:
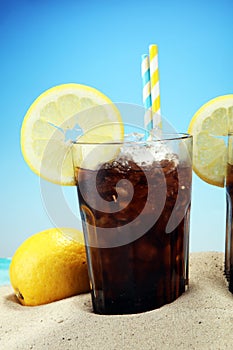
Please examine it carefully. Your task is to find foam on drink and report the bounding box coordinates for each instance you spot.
[118,141,179,167]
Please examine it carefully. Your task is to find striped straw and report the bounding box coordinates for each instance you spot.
[141,54,153,131]
[149,44,162,128]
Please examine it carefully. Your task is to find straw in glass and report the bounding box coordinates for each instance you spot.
[149,44,162,129]
[141,54,153,131]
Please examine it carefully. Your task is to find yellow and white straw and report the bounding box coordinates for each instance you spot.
[149,44,161,128]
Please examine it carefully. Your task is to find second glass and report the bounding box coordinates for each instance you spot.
[73,132,193,314]
[225,133,233,292]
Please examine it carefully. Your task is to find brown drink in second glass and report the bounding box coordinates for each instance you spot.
[225,133,233,293]
[225,161,233,292]
[74,134,192,314]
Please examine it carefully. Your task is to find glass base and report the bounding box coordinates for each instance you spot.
[229,270,233,293]
[91,282,186,315]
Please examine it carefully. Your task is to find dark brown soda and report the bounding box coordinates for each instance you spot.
[75,158,192,314]
[225,163,233,292]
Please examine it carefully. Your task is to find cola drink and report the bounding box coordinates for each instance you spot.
[75,150,192,314]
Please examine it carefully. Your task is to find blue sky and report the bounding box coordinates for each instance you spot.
[1,0,233,257]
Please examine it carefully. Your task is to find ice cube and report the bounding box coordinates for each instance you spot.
[124,132,146,142]
[118,141,179,166]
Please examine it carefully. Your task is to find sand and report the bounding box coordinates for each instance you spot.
[1,252,233,350]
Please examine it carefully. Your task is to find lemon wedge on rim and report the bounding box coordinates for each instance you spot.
[21,84,124,185]
[188,94,233,187]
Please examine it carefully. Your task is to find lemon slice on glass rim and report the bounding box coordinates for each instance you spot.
[188,94,233,187]
[21,84,124,185]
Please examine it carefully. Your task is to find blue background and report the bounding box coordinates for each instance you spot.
[1,0,233,257]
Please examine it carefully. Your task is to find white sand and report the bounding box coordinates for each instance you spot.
[1,252,233,350]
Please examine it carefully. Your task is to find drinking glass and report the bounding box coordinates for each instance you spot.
[72,132,193,314]
[225,133,233,292]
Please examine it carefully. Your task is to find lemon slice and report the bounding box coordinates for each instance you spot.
[21,84,124,185]
[188,94,233,187]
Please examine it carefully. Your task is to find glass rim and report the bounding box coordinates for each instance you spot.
[72,132,192,146]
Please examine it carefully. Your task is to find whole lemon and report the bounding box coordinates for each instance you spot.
[9,228,90,306]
